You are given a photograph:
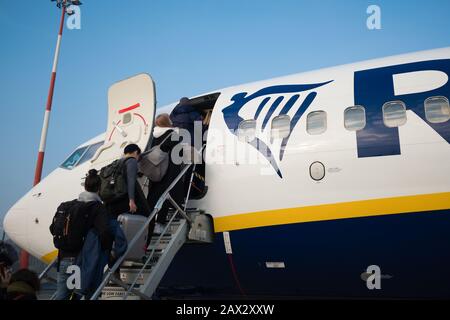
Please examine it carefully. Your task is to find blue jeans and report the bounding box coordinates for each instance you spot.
[55,257,76,300]
[109,218,128,264]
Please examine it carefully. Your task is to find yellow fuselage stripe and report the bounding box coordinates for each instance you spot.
[42,250,58,264]
[42,192,450,263]
[213,192,450,232]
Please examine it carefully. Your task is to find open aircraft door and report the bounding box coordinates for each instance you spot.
[90,73,156,169]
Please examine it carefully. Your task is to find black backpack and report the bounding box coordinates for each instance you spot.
[99,158,130,204]
[49,200,91,253]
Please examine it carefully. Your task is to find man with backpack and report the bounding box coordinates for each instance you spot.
[50,169,113,300]
[101,144,150,218]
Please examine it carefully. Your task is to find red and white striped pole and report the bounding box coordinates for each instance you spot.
[20,1,67,269]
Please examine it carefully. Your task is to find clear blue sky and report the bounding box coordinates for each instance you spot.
[1,0,449,228]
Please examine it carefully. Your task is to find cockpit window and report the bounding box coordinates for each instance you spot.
[60,141,104,170]
[61,146,88,169]
[77,141,104,166]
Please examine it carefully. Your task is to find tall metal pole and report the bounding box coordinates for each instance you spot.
[20,1,67,269]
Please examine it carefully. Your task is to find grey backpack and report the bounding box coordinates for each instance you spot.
[139,133,173,182]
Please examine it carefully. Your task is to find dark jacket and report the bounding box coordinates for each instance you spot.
[59,192,113,259]
[170,103,202,145]
[0,287,7,300]
[6,281,37,300]
[151,127,179,152]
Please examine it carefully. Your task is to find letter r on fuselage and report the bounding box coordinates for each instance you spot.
[354,59,450,158]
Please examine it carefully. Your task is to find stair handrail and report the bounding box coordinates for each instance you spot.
[121,203,182,299]
[38,257,57,281]
[122,156,202,299]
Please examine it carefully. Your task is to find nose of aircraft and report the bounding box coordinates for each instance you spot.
[3,205,29,251]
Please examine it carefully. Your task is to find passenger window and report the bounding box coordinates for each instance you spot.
[306,111,327,135]
[344,106,366,131]
[78,141,104,166]
[271,115,291,139]
[425,96,450,123]
[237,120,256,142]
[60,146,89,170]
[383,101,407,128]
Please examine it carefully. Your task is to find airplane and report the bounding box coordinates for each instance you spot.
[3,47,450,299]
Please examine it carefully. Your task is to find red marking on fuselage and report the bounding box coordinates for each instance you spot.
[118,103,140,114]
[133,113,147,126]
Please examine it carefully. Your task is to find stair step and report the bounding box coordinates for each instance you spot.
[100,286,140,300]
[120,268,152,285]
[122,251,162,268]
[144,254,161,265]
[150,235,172,243]
[147,243,168,251]
[149,237,171,245]
[121,260,147,268]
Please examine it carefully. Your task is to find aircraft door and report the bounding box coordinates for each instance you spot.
[90,73,156,168]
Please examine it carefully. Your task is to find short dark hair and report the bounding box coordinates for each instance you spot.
[10,269,40,292]
[85,169,101,193]
[124,144,141,155]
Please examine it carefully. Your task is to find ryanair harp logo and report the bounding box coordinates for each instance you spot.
[222,81,333,177]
